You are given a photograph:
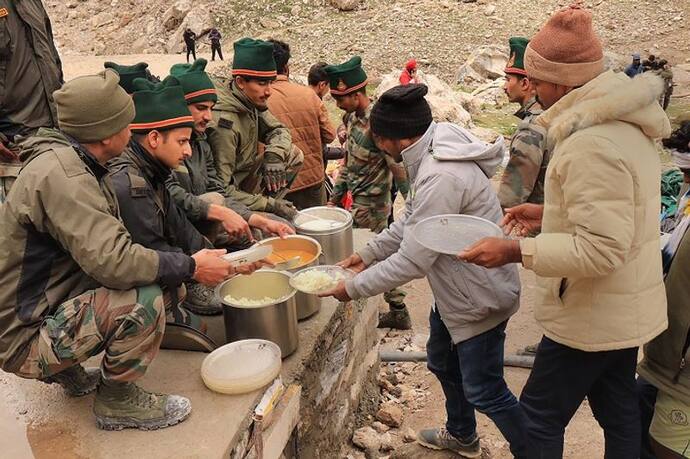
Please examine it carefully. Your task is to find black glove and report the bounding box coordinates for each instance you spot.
[264,152,288,192]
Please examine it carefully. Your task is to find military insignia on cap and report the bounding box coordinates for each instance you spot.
[0,8,8,17]
[337,79,347,92]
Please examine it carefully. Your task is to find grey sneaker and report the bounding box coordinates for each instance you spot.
[417,427,481,458]
[94,380,191,431]
[41,364,100,397]
[183,282,222,316]
[378,304,412,330]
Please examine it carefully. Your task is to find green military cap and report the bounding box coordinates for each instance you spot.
[504,37,529,77]
[129,76,194,133]
[104,61,150,94]
[170,58,218,105]
[324,56,368,96]
[232,37,277,79]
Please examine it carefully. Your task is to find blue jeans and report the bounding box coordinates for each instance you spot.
[426,308,528,458]
[520,336,640,459]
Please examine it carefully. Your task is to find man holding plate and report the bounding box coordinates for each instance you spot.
[320,84,527,458]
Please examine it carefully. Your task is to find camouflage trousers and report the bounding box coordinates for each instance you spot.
[352,200,406,306]
[16,285,170,383]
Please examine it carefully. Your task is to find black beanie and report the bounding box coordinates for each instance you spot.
[370,84,433,140]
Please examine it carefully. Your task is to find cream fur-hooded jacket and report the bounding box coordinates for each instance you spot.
[520,70,672,352]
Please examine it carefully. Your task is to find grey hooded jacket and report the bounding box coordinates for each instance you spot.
[346,122,520,343]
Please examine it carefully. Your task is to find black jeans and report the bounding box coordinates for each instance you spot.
[186,44,196,63]
[427,308,528,458]
[521,336,640,458]
[637,376,659,459]
[211,43,223,61]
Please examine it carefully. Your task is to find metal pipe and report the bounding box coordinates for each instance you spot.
[379,351,535,369]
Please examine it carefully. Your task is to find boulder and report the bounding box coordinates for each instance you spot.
[330,0,362,11]
[471,79,506,107]
[375,71,472,128]
[456,45,509,83]
[162,0,191,32]
[375,401,404,428]
[603,51,629,72]
[352,426,381,452]
[166,8,213,54]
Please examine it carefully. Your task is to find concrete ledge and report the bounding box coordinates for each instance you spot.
[0,229,380,458]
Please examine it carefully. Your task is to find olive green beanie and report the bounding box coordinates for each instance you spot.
[53,69,135,143]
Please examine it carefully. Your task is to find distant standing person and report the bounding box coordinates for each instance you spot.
[399,59,419,86]
[209,28,223,61]
[184,28,197,63]
[0,0,63,202]
[625,53,645,78]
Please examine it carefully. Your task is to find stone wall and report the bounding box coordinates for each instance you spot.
[297,298,380,458]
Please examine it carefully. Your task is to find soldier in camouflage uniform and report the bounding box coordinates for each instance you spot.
[207,38,303,221]
[497,37,549,210]
[0,0,63,203]
[324,57,412,330]
[0,71,237,431]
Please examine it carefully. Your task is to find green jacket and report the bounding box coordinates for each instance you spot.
[0,0,63,138]
[207,79,292,212]
[638,227,690,402]
[0,129,194,373]
[166,131,253,222]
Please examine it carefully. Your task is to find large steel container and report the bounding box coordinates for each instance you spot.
[256,235,322,320]
[293,206,354,265]
[216,270,298,358]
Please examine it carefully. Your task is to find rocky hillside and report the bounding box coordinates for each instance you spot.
[46,0,689,81]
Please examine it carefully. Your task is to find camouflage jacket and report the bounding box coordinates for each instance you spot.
[0,0,63,138]
[498,98,549,208]
[0,129,193,372]
[330,104,409,207]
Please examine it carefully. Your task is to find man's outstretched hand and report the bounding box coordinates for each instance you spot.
[502,203,544,237]
[458,238,522,268]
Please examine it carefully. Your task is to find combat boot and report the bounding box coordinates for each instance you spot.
[93,379,191,431]
[41,364,100,397]
[378,304,412,330]
[183,282,222,316]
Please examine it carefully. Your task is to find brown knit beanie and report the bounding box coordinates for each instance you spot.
[53,69,135,143]
[524,4,604,87]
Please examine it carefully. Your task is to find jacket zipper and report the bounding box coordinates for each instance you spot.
[673,328,690,383]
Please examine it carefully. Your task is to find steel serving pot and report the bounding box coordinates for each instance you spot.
[216,270,298,358]
[293,206,354,266]
[256,235,323,320]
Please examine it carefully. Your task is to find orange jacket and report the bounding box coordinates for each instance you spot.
[267,76,336,191]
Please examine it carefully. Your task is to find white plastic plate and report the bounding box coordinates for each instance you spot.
[413,214,503,255]
[222,245,272,267]
[201,339,281,395]
[289,265,355,294]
